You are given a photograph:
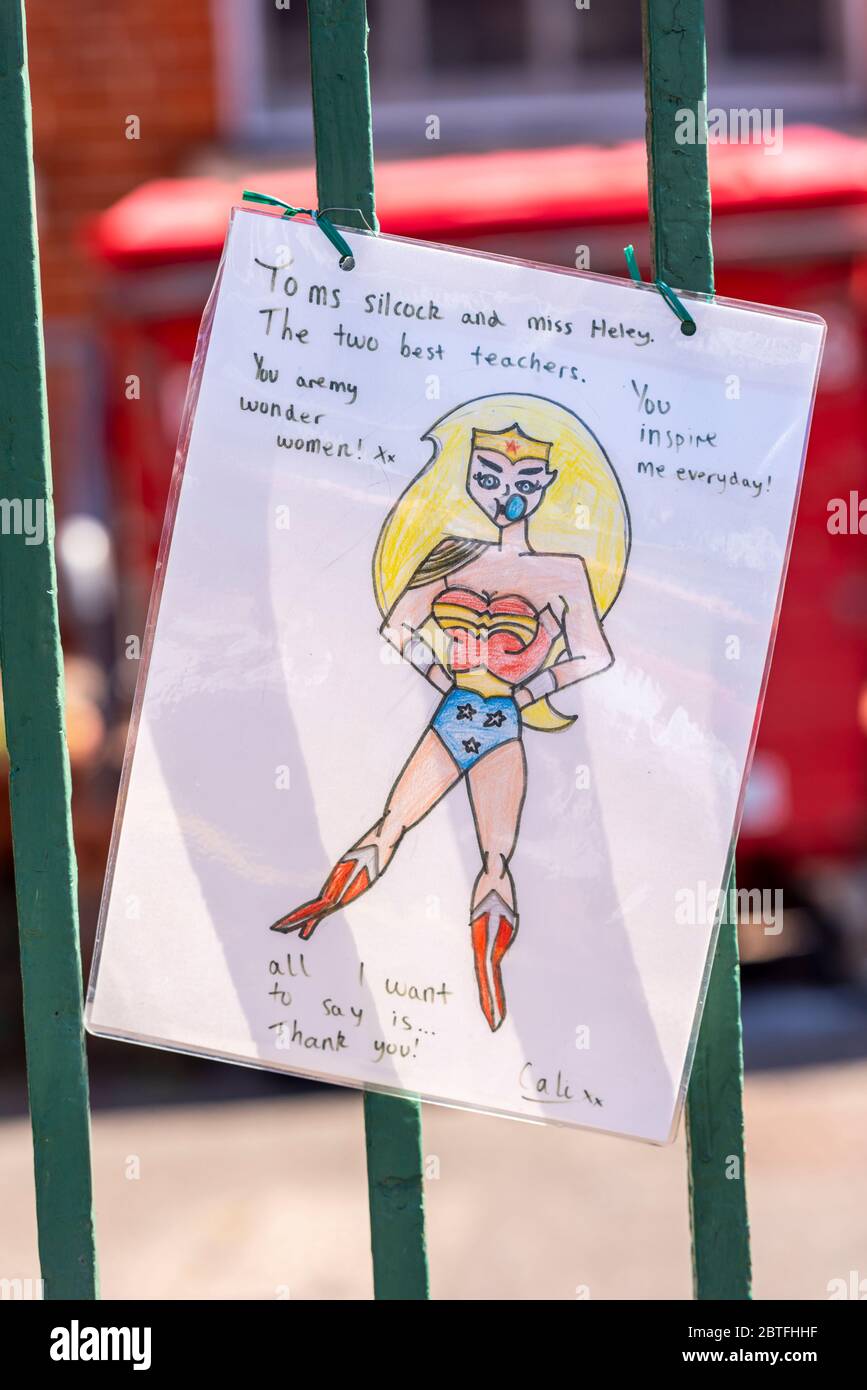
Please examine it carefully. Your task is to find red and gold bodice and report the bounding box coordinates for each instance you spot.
[431,587,552,695]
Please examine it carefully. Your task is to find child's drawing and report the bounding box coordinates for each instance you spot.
[271,393,630,1031]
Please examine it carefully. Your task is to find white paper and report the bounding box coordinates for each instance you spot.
[87,209,824,1142]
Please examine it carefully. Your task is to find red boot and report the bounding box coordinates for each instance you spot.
[270,845,379,940]
[471,891,518,1031]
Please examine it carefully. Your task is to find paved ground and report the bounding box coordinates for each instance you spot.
[3,1059,866,1300]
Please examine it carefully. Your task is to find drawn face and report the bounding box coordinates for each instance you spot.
[467,448,556,527]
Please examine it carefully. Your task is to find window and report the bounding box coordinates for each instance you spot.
[427,0,528,71]
[724,0,835,61]
[259,0,310,109]
[214,0,863,152]
[576,7,643,65]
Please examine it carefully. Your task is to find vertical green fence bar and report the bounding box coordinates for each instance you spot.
[641,0,751,1300]
[307,0,430,1301]
[685,880,751,1297]
[0,1,98,1299]
[308,0,378,237]
[362,1090,429,1300]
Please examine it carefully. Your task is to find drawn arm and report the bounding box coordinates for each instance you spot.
[516,558,613,707]
[380,578,453,694]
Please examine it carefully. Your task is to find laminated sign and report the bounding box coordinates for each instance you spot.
[88,207,824,1141]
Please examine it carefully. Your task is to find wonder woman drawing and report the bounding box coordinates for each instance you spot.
[270,393,630,1032]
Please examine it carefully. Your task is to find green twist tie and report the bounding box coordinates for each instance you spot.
[242,190,355,271]
[623,243,697,336]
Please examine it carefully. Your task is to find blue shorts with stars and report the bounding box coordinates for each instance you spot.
[431,687,521,772]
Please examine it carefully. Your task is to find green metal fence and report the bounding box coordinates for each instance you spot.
[2,0,749,1301]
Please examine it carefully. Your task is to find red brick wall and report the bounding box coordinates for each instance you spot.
[26,0,218,320]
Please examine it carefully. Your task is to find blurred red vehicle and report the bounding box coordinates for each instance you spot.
[90,127,867,887]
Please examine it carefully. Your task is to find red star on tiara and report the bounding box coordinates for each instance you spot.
[471,423,553,465]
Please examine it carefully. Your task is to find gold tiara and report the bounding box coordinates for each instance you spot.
[471,423,553,465]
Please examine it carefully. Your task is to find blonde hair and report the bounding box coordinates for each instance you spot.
[373,393,629,730]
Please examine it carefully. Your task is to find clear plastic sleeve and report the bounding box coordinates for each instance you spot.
[87,207,825,1142]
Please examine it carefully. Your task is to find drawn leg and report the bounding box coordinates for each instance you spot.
[270,728,461,938]
[466,739,527,1031]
